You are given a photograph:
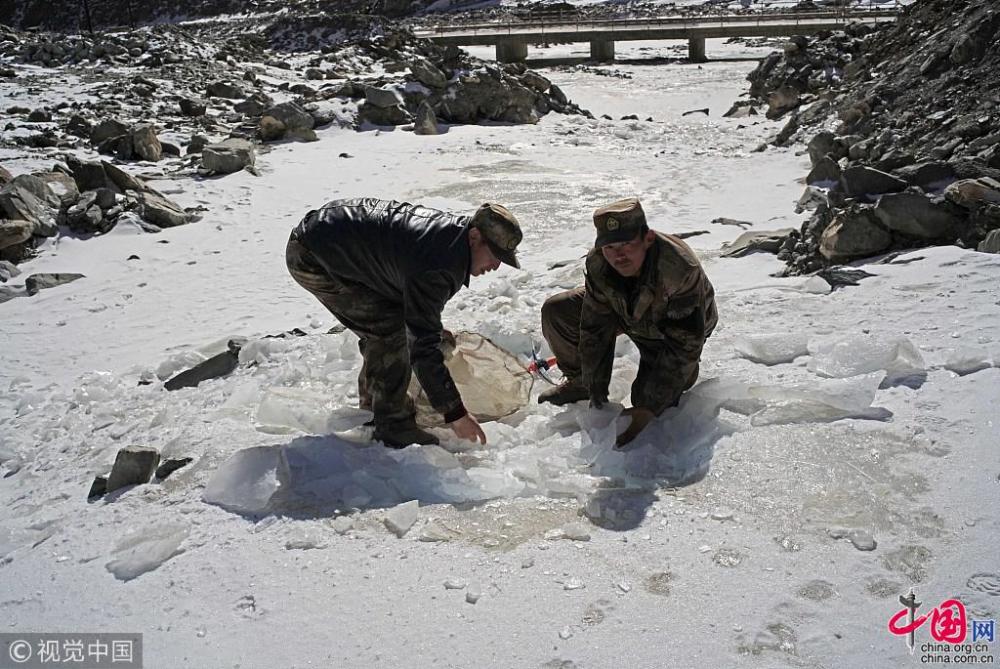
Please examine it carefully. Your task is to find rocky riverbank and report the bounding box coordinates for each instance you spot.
[739,0,1000,274]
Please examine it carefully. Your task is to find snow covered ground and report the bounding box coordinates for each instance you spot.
[2,39,999,668]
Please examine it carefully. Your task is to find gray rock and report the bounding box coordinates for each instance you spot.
[520,70,550,93]
[549,83,568,105]
[413,101,439,136]
[130,124,162,162]
[27,108,51,122]
[819,207,892,261]
[106,446,160,493]
[304,67,325,80]
[807,131,847,166]
[364,86,403,109]
[895,162,957,191]
[978,229,1000,254]
[201,138,255,174]
[840,166,908,198]
[179,98,207,116]
[234,93,272,116]
[154,457,193,480]
[722,228,796,258]
[262,101,313,131]
[0,259,20,282]
[0,181,56,237]
[258,115,286,141]
[848,530,877,552]
[138,190,190,228]
[409,58,447,89]
[874,192,966,239]
[806,156,842,185]
[102,161,145,193]
[358,102,412,127]
[0,219,32,250]
[164,343,240,390]
[24,272,85,296]
[207,81,245,99]
[187,134,209,154]
[945,177,1000,209]
[90,118,129,145]
[766,85,800,120]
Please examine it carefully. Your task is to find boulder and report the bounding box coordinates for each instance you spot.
[409,58,447,89]
[945,178,1000,209]
[258,115,286,141]
[840,166,907,198]
[807,131,847,166]
[806,156,842,186]
[234,93,272,116]
[207,81,245,99]
[520,70,550,93]
[0,166,12,186]
[819,207,892,262]
[106,446,160,493]
[364,86,403,109]
[179,98,207,116]
[978,229,1000,254]
[263,102,313,132]
[895,162,957,191]
[874,192,967,240]
[24,272,85,296]
[721,228,796,258]
[90,118,129,145]
[0,181,56,237]
[0,219,32,250]
[549,84,568,106]
[138,190,189,228]
[201,138,255,174]
[130,124,162,162]
[413,101,440,136]
[0,259,20,282]
[358,103,412,127]
[766,86,800,120]
[187,135,209,154]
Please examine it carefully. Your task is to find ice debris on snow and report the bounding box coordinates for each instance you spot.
[545,523,591,542]
[466,583,482,604]
[734,334,809,365]
[105,523,188,581]
[384,500,419,538]
[942,348,993,376]
[331,516,354,535]
[202,446,281,515]
[444,579,467,590]
[807,335,925,385]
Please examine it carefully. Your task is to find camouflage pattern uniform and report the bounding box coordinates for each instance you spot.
[285,198,522,442]
[541,199,718,414]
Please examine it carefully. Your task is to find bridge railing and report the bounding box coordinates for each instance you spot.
[414,8,900,38]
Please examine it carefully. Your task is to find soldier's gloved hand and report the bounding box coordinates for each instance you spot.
[615,407,655,449]
[449,413,487,445]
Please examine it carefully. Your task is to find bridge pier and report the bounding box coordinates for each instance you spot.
[496,41,528,63]
[688,36,707,63]
[590,40,615,63]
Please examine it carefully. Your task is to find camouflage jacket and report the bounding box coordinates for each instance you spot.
[579,232,718,414]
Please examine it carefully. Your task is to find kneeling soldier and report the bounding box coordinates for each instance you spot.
[286,198,522,448]
[539,198,718,446]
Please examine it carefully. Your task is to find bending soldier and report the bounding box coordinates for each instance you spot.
[286,198,522,448]
[539,198,718,447]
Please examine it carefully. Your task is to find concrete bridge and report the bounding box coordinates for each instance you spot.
[414,9,899,63]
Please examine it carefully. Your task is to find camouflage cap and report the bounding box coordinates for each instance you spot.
[593,197,647,248]
[471,202,522,269]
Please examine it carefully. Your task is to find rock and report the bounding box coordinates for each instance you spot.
[417,521,451,542]
[945,177,1000,209]
[819,207,892,262]
[138,190,190,228]
[304,67,325,80]
[413,101,439,136]
[443,578,466,590]
[465,583,482,604]
[207,81,245,99]
[358,103,411,127]
[179,98,207,116]
[840,166,907,198]
[285,127,318,142]
[874,192,967,239]
[187,135,209,154]
[234,93,272,116]
[24,272,85,295]
[0,181,56,237]
[164,342,240,389]
[0,166,12,186]
[130,124,162,162]
[154,457,193,480]
[807,131,847,166]
[201,138,255,174]
[722,229,796,258]
[409,57,447,89]
[88,476,107,499]
[0,259,20,282]
[766,86,800,120]
[806,156,842,185]
[796,185,828,214]
[106,446,160,493]
[0,220,32,250]
[549,84,568,105]
[384,500,419,538]
[259,115,286,141]
[90,118,129,145]
[262,102,313,132]
[102,161,145,193]
[161,142,181,157]
[27,108,51,122]
[978,229,1000,253]
[520,70,550,93]
[364,86,403,109]
[895,162,957,191]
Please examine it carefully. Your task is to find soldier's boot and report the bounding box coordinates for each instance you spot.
[373,421,440,449]
[537,378,588,406]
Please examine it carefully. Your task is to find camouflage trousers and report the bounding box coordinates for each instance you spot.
[541,287,700,413]
[285,233,415,429]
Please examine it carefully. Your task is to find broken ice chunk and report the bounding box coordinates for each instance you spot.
[384,500,419,538]
[466,583,482,604]
[943,348,993,376]
[105,524,188,581]
[807,336,925,385]
[734,334,809,365]
[202,446,281,514]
